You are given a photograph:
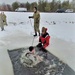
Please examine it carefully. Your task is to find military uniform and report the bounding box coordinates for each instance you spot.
[2,13,7,25]
[33,11,40,34]
[0,13,4,31]
[29,11,40,36]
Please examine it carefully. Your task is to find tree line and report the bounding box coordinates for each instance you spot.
[0,0,75,12]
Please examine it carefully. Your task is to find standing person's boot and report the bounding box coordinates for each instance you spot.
[34,33,37,37]
[1,28,4,31]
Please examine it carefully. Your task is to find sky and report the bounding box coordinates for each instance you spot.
[0,0,72,5]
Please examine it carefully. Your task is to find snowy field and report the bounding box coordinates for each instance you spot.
[0,12,75,75]
[1,12,75,42]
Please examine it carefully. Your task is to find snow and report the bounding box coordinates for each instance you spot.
[0,12,75,75]
[5,12,75,42]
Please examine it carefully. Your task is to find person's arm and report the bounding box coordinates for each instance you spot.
[29,13,35,18]
[43,36,50,48]
[35,55,43,61]
[39,36,42,42]
[29,16,34,18]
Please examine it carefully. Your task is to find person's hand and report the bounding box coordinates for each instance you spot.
[37,43,42,47]
[41,47,47,53]
[29,16,31,18]
[28,16,33,18]
[37,55,43,61]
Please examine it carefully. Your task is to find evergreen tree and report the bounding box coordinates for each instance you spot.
[62,1,71,9]
[30,2,37,11]
[25,2,30,11]
[45,3,50,12]
[12,2,19,11]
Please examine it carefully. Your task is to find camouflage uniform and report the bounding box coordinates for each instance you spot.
[2,13,7,25]
[0,13,4,31]
[33,11,40,34]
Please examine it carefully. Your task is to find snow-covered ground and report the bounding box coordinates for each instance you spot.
[0,12,75,75]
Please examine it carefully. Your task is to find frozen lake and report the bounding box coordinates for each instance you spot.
[5,12,75,43]
[0,12,75,75]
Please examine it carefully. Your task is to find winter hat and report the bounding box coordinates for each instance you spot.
[29,46,34,52]
[42,27,47,32]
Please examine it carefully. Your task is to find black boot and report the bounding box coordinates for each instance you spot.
[1,28,4,31]
[34,33,37,37]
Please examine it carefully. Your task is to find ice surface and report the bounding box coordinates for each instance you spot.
[0,12,75,75]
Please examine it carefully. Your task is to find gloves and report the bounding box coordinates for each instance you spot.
[29,16,31,18]
[29,16,33,18]
[37,43,42,47]
[40,47,47,53]
[37,43,47,53]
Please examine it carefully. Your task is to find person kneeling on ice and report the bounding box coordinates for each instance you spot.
[37,27,50,52]
[20,46,43,67]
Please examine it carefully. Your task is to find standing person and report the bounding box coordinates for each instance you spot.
[0,12,4,31]
[37,27,50,52]
[2,12,7,26]
[29,7,40,37]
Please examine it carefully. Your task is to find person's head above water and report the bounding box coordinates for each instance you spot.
[29,46,35,54]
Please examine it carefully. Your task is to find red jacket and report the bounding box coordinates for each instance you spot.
[39,33,50,48]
